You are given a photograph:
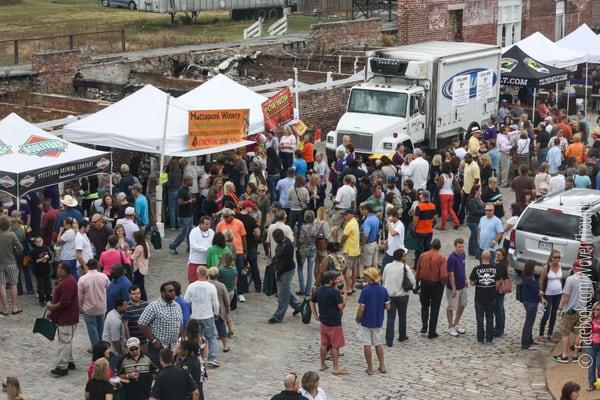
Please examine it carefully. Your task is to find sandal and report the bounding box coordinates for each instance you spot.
[11,308,22,315]
[223,347,230,353]
[332,368,347,376]
[319,365,329,372]
[0,312,8,316]
[365,368,374,376]
[378,367,387,374]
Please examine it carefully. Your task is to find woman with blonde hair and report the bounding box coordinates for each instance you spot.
[307,173,320,211]
[2,377,24,400]
[85,357,114,400]
[534,162,551,197]
[314,206,332,266]
[565,133,586,164]
[220,181,239,210]
[57,216,79,278]
[479,154,494,192]
[10,211,33,296]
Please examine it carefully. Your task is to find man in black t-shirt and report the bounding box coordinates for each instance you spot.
[536,124,551,169]
[150,349,199,400]
[237,201,262,292]
[169,176,195,255]
[469,251,498,344]
[310,271,347,375]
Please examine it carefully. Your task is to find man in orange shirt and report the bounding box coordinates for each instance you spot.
[415,239,448,339]
[413,190,437,267]
[302,135,315,172]
[216,208,248,302]
[556,115,573,142]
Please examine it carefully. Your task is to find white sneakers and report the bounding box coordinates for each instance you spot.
[448,324,466,336]
[238,294,246,303]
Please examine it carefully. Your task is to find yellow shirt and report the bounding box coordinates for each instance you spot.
[342,218,360,257]
[468,136,480,156]
[463,161,480,193]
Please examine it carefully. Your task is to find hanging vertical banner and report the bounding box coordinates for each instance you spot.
[188,109,249,150]
[262,87,295,132]
[476,70,494,101]
[452,75,470,107]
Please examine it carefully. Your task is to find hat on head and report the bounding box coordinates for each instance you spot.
[60,195,78,208]
[362,267,381,283]
[125,206,135,216]
[127,337,140,349]
[343,208,354,215]
[239,200,256,209]
[468,124,482,135]
[501,99,508,104]
[386,175,397,183]
[422,190,431,201]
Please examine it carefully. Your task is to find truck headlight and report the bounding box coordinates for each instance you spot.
[383,142,392,150]
[327,136,334,143]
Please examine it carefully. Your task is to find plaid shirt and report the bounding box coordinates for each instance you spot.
[137,297,182,348]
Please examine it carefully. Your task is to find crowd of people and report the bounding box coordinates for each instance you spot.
[1,103,600,399]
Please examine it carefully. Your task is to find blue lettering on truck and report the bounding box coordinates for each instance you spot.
[441,69,498,100]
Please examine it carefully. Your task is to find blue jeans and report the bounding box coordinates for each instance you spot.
[588,344,600,387]
[236,254,248,295]
[267,174,280,203]
[167,190,178,229]
[475,301,495,342]
[169,216,192,251]
[297,251,315,294]
[196,317,218,362]
[537,148,548,168]
[83,313,105,347]
[468,223,479,257]
[540,293,562,337]
[17,259,34,294]
[493,293,505,337]
[386,295,409,345]
[272,269,302,322]
[246,246,261,291]
[522,302,538,349]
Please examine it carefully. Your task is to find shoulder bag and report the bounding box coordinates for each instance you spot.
[401,263,414,291]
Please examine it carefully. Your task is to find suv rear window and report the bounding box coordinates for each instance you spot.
[516,208,580,240]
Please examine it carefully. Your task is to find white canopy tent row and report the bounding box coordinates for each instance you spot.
[0,113,111,207]
[557,23,600,111]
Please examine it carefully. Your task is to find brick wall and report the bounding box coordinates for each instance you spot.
[398,0,497,45]
[298,84,352,133]
[309,18,383,53]
[520,0,594,40]
[31,49,87,95]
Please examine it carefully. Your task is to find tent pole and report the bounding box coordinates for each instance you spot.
[109,153,113,195]
[155,94,170,238]
[532,87,537,126]
[567,81,571,115]
[556,83,559,106]
[293,67,300,117]
[585,62,589,113]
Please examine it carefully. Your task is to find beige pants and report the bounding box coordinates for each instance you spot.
[56,324,77,370]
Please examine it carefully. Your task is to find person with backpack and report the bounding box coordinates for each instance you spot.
[382,248,415,346]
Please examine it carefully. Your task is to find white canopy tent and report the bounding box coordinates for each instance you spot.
[63,84,253,231]
[557,24,600,110]
[0,113,111,202]
[508,31,587,68]
[179,74,268,136]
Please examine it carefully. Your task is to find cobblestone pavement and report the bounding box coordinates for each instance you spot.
[0,188,559,400]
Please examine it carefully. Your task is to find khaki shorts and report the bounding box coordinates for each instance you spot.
[345,254,359,273]
[559,312,581,337]
[446,287,468,311]
[357,326,384,346]
[360,242,378,267]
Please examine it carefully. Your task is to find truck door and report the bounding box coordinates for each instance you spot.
[409,93,426,144]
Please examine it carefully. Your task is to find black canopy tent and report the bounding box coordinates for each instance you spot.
[500,45,569,123]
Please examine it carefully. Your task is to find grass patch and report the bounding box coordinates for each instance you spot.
[0,0,341,65]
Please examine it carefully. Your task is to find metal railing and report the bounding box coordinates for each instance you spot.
[0,29,126,66]
[243,17,263,39]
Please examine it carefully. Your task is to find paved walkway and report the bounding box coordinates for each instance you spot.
[0,188,562,399]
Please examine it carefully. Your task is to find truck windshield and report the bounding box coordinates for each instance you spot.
[347,89,407,118]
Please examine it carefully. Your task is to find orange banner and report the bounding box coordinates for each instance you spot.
[262,87,294,132]
[188,109,249,149]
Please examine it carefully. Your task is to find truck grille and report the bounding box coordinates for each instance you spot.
[337,132,372,153]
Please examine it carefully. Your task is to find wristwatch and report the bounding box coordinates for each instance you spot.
[151,338,157,344]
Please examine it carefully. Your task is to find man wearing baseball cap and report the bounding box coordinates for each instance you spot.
[117,337,157,400]
[116,206,140,243]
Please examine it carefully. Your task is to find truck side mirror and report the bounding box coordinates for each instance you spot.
[418,96,426,115]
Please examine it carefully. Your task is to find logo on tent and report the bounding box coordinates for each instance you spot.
[0,140,12,156]
[524,58,549,74]
[501,58,518,73]
[19,135,67,157]
[20,175,35,188]
[0,176,15,188]
[96,158,110,170]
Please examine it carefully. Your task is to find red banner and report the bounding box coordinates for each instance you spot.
[262,87,294,132]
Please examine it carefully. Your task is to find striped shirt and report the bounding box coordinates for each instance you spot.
[124,300,148,345]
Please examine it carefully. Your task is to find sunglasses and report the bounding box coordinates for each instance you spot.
[129,347,139,351]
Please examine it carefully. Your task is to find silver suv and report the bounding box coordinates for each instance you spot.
[509,189,600,274]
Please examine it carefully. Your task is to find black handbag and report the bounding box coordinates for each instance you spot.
[150,225,162,250]
[33,311,57,341]
[402,264,414,291]
[262,264,277,296]
[301,298,312,324]
[230,290,238,311]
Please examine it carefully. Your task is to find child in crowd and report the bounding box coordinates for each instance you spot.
[31,236,51,306]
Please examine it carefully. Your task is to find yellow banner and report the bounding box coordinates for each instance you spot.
[188,109,249,149]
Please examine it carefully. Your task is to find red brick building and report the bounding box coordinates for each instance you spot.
[397,0,598,46]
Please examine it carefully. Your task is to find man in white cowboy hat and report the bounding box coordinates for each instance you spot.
[53,194,83,232]
[467,125,482,157]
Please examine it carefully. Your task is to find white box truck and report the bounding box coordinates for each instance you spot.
[326,41,502,157]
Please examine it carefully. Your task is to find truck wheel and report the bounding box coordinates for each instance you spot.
[268,7,281,19]
[101,0,109,6]
[231,9,241,20]
[128,1,136,10]
[256,8,268,20]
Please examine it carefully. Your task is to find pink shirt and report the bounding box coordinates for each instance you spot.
[99,249,131,276]
[592,320,600,345]
[78,270,110,316]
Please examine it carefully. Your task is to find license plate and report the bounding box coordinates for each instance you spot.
[538,241,553,250]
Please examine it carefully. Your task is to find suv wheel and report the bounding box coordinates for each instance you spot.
[128,1,136,9]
